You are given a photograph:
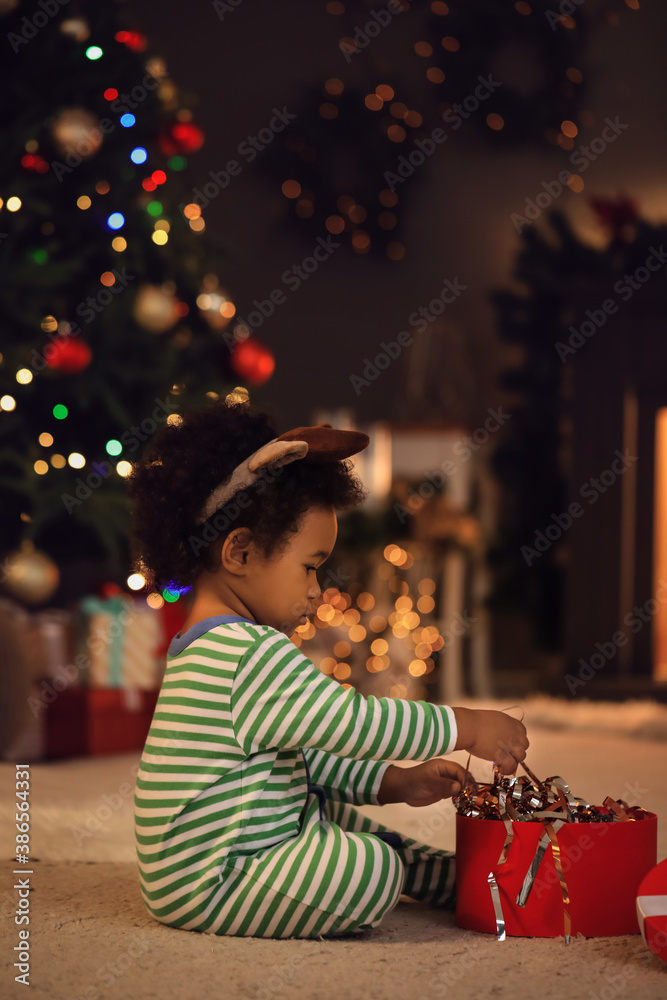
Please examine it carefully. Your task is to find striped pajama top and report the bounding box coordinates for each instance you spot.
[134,614,458,930]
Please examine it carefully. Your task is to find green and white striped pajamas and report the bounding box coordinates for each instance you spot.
[134,615,457,939]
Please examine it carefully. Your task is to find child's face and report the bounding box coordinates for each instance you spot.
[247,505,338,636]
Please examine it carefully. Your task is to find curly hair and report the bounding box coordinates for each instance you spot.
[125,399,369,591]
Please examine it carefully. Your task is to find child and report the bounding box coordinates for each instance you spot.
[128,398,528,940]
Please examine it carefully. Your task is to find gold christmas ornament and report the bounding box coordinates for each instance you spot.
[197,275,235,331]
[146,57,168,80]
[2,542,59,605]
[132,283,180,334]
[51,108,103,159]
[59,18,90,42]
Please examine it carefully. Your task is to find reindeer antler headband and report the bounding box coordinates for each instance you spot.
[195,423,370,525]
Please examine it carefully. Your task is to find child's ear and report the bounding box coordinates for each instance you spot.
[220,528,253,574]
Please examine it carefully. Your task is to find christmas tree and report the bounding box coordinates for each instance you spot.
[0,0,274,605]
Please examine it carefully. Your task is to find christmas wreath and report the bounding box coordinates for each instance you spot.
[425,0,588,147]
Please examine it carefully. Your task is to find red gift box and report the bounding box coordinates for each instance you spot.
[44,686,159,758]
[637,857,667,961]
[456,811,658,938]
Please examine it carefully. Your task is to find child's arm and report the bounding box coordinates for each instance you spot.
[304,751,469,808]
[302,747,394,806]
[231,632,528,771]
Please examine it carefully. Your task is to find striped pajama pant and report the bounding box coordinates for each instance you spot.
[188,790,456,939]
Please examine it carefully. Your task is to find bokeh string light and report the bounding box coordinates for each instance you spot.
[292,542,451,700]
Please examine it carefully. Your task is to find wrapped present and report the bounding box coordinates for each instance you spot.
[637,858,667,962]
[0,598,75,682]
[1,599,77,762]
[22,607,75,679]
[78,594,164,689]
[44,686,160,757]
[0,599,39,761]
[454,761,657,941]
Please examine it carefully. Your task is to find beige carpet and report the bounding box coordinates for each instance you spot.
[1,710,667,999]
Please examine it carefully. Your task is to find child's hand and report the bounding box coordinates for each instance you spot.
[453,708,529,774]
[382,759,468,807]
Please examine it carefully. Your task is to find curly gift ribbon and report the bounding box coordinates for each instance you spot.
[484,703,524,941]
[545,819,571,943]
[487,781,515,942]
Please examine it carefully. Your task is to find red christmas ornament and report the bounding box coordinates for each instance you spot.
[230,337,275,386]
[45,336,92,374]
[21,153,49,174]
[157,121,205,157]
[115,30,147,52]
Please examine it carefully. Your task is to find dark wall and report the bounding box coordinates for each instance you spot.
[129,0,667,431]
